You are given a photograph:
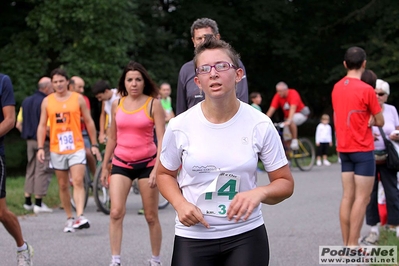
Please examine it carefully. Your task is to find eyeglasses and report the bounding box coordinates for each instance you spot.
[376,92,386,97]
[195,62,237,75]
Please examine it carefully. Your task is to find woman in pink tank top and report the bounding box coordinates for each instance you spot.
[100,61,165,266]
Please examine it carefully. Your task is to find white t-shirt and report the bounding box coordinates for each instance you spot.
[160,100,288,239]
[104,89,119,127]
[372,103,399,150]
[315,123,332,143]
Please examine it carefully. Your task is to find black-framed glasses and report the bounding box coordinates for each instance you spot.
[195,62,237,75]
[376,92,386,97]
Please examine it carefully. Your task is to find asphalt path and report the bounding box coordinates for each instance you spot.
[0,163,370,266]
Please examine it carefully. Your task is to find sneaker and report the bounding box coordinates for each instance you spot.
[323,160,331,166]
[23,204,34,211]
[138,208,145,215]
[361,232,379,245]
[290,139,299,150]
[33,203,53,214]
[72,215,90,229]
[64,218,75,233]
[17,242,33,266]
[148,259,162,266]
[109,263,121,266]
[316,160,322,166]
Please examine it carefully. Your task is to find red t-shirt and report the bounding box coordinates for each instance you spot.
[270,89,305,118]
[332,77,381,152]
[81,95,91,131]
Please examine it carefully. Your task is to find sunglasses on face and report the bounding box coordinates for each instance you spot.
[376,92,386,97]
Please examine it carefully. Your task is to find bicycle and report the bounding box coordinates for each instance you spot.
[93,152,169,215]
[274,122,316,171]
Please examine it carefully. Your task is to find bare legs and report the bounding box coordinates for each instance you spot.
[0,198,24,247]
[55,164,86,218]
[340,172,374,246]
[109,175,162,258]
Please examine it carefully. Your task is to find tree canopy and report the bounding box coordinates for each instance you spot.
[1,0,398,115]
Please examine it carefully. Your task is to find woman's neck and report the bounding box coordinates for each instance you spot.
[201,97,240,124]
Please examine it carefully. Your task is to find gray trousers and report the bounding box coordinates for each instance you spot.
[24,140,53,197]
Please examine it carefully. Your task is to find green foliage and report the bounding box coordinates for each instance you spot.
[5,175,60,216]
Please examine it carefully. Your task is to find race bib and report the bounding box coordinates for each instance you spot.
[196,173,240,217]
[57,131,75,152]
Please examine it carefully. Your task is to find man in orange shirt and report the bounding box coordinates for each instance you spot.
[37,68,101,233]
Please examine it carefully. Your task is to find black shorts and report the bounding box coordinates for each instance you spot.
[0,156,6,198]
[172,225,269,266]
[111,164,153,181]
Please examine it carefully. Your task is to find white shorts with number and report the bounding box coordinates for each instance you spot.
[50,149,86,170]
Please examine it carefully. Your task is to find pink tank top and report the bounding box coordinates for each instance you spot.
[112,97,156,168]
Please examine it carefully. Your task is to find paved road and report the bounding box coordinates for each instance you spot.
[0,163,369,266]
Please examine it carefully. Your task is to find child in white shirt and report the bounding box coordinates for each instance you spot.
[315,114,333,166]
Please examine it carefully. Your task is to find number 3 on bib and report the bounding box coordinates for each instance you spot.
[196,173,240,217]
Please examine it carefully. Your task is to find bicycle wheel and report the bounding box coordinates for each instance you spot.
[293,138,315,171]
[70,166,90,211]
[93,164,111,215]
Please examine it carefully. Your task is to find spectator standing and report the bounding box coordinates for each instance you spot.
[92,80,120,144]
[315,114,333,166]
[362,79,399,244]
[158,37,293,266]
[100,61,165,266]
[0,73,33,265]
[250,92,262,112]
[16,77,54,214]
[176,18,248,115]
[159,82,175,125]
[331,46,384,247]
[69,76,96,176]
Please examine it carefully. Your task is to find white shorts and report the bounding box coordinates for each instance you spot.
[283,113,308,140]
[50,149,86,170]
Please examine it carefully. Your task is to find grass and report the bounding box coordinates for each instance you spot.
[371,228,399,266]
[5,175,61,216]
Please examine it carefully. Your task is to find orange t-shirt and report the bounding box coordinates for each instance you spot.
[47,92,84,154]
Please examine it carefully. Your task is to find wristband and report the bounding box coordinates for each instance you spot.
[92,144,99,148]
[37,147,44,150]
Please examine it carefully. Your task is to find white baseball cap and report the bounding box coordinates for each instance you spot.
[375,79,390,95]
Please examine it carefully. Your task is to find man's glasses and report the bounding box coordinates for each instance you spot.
[376,92,386,97]
[196,62,237,75]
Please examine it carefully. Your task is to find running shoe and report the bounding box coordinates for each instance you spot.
[138,208,145,215]
[17,242,33,266]
[109,263,121,266]
[290,139,299,150]
[361,232,379,245]
[72,215,90,229]
[323,160,331,166]
[33,203,53,214]
[64,218,75,233]
[148,259,162,266]
[23,204,34,211]
[316,160,322,166]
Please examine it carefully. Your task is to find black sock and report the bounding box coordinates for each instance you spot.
[25,197,32,206]
[35,198,42,207]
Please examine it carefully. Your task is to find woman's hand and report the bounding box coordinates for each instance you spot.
[148,168,157,188]
[175,201,210,228]
[227,189,263,222]
[101,167,110,188]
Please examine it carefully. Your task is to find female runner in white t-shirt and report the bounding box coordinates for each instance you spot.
[157,37,294,266]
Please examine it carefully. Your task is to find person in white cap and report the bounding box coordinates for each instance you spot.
[362,79,399,244]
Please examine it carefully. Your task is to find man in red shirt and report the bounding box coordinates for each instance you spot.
[266,82,309,150]
[332,46,384,247]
